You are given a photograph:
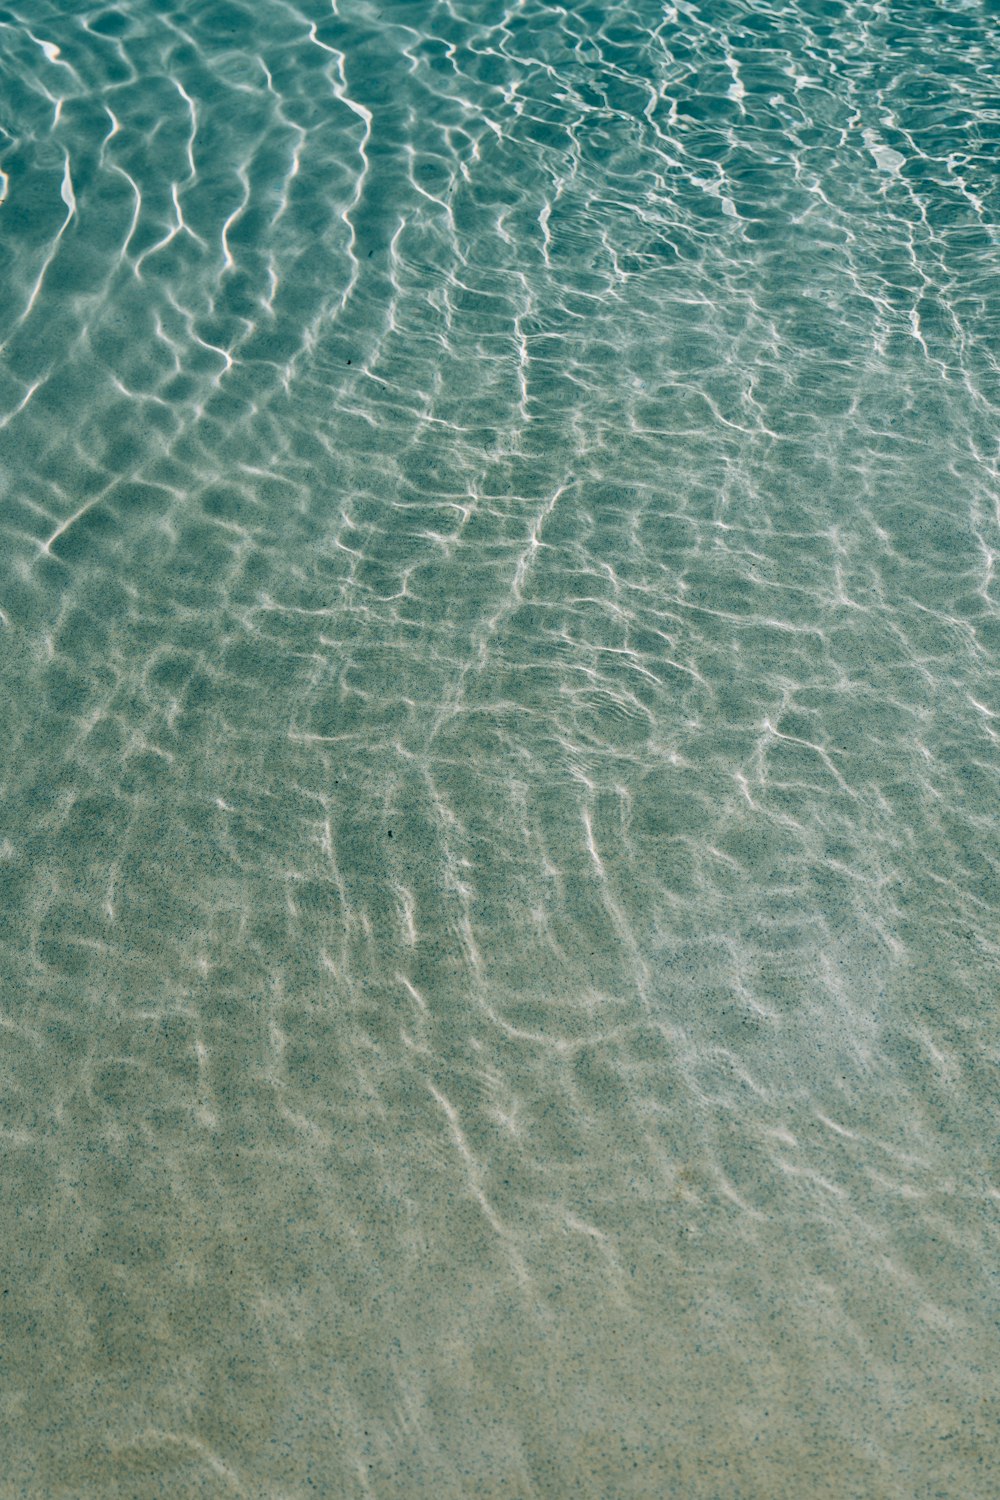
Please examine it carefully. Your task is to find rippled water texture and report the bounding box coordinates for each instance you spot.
[1,0,998,1494]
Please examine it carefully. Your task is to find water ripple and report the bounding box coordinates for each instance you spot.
[0,0,997,1494]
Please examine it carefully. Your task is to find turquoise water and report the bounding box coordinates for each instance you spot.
[1,0,998,1493]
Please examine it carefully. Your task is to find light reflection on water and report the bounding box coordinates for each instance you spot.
[0,0,997,1493]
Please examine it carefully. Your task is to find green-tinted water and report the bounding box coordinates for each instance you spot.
[1,0,998,1494]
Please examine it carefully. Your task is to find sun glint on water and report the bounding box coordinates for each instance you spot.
[0,0,997,1495]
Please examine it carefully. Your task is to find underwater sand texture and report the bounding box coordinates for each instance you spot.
[0,0,998,1495]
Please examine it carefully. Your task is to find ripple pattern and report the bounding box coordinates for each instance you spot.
[0,0,998,1495]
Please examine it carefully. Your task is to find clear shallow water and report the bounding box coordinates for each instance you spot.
[0,0,998,1493]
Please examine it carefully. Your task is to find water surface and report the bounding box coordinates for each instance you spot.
[1,0,998,1494]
